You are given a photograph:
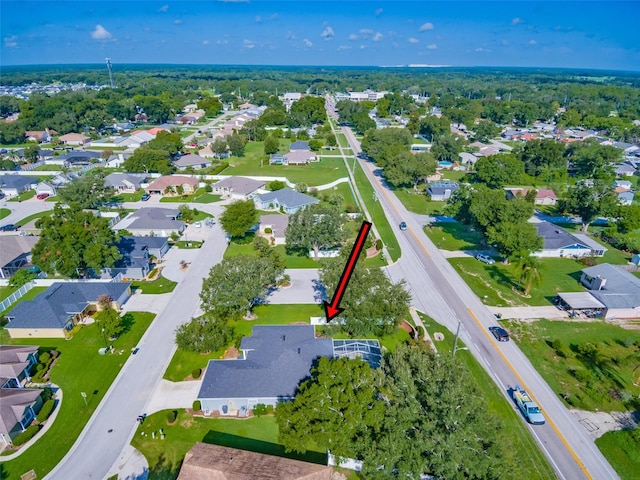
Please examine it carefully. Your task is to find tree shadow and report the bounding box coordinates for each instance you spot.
[120,312,135,335]
[147,452,179,480]
[486,265,518,290]
[312,278,327,303]
[201,431,327,465]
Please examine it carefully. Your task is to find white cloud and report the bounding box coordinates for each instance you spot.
[270,13,279,20]
[255,15,262,23]
[321,26,334,39]
[372,32,383,42]
[202,40,209,45]
[527,39,537,45]
[174,19,183,25]
[375,8,383,16]
[91,25,113,41]
[216,39,229,45]
[511,17,522,25]
[419,22,434,31]
[337,45,351,51]
[348,33,358,41]
[501,39,510,46]
[475,47,491,52]
[303,38,313,47]
[158,5,169,13]
[360,44,367,50]
[408,37,420,44]
[359,28,373,38]
[4,35,18,48]
[427,43,437,49]
[243,39,255,48]
[286,30,296,40]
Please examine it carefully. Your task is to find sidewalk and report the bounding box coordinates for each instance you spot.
[105,444,148,480]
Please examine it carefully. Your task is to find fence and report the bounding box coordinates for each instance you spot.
[0,281,35,313]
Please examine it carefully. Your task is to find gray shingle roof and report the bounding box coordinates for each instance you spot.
[6,282,131,330]
[118,208,184,231]
[173,154,211,167]
[255,188,319,209]
[0,175,34,190]
[104,173,145,189]
[534,222,591,250]
[0,388,43,437]
[213,176,265,195]
[198,325,333,400]
[582,264,640,309]
[289,141,310,151]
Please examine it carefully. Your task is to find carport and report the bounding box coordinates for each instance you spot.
[557,292,606,318]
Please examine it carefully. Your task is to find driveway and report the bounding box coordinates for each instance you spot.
[486,305,570,320]
[121,291,173,315]
[266,269,322,304]
[145,379,202,415]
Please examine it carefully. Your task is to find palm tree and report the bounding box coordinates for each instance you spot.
[512,251,542,296]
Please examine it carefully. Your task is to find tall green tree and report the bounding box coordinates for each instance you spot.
[175,314,233,353]
[516,139,566,178]
[200,255,283,319]
[32,205,121,278]
[384,151,437,189]
[486,221,542,262]
[512,252,542,296]
[263,135,279,155]
[472,120,501,142]
[219,200,258,238]
[565,138,622,180]
[227,132,246,156]
[285,203,347,259]
[24,144,40,163]
[147,130,183,156]
[197,95,223,116]
[559,182,618,232]
[123,147,174,174]
[474,154,525,188]
[95,307,124,341]
[276,357,384,458]
[57,169,114,209]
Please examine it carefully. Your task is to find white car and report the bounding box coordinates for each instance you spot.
[476,254,495,265]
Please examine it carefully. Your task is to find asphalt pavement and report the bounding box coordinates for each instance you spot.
[341,126,618,480]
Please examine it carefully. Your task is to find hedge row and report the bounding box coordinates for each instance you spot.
[36,399,55,423]
[12,425,40,446]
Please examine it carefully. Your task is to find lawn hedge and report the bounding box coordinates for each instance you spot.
[12,425,40,446]
[36,399,55,423]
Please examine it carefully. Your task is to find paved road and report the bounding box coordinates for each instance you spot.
[341,126,618,480]
[45,223,228,480]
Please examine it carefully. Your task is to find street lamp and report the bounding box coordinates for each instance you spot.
[101,328,109,350]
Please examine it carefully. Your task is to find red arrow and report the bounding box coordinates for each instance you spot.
[324,221,372,322]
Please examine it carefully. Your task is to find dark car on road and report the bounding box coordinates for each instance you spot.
[489,326,509,342]
[0,224,19,232]
[399,222,407,231]
[141,193,151,201]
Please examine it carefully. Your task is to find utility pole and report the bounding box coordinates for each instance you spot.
[452,321,462,357]
[105,58,116,88]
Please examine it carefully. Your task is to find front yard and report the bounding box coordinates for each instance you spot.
[424,222,485,251]
[0,208,10,220]
[0,312,155,479]
[131,272,177,294]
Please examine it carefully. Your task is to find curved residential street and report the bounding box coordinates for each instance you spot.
[341,126,618,480]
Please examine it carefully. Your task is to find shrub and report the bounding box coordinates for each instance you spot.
[41,387,54,402]
[37,399,55,423]
[210,161,229,175]
[346,204,359,213]
[253,403,267,416]
[266,404,274,414]
[166,410,177,423]
[193,400,202,411]
[551,339,567,358]
[38,352,51,364]
[375,239,383,250]
[204,183,213,193]
[264,227,272,234]
[12,425,40,446]
[191,368,202,379]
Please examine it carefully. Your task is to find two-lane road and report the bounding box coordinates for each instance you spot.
[342,126,618,480]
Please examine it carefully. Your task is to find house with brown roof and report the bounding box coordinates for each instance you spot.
[0,235,39,279]
[535,189,558,206]
[0,345,39,389]
[146,175,199,196]
[178,443,333,480]
[0,388,44,446]
[24,129,57,143]
[58,133,91,146]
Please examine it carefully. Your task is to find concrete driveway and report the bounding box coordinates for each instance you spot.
[121,291,173,315]
[145,379,202,415]
[266,269,323,304]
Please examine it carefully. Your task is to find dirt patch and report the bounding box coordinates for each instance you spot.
[222,346,240,359]
[399,319,417,339]
[570,409,640,440]
[365,245,381,258]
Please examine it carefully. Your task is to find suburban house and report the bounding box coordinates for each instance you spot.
[532,221,607,258]
[0,345,39,388]
[114,208,185,237]
[617,191,635,206]
[212,176,265,200]
[269,150,317,165]
[613,180,633,191]
[104,173,146,192]
[34,181,57,197]
[56,150,101,166]
[534,189,559,205]
[24,129,57,143]
[0,175,35,198]
[0,388,44,446]
[253,188,319,214]
[631,253,640,266]
[0,236,39,279]
[177,443,333,480]
[259,214,289,245]
[197,325,381,416]
[573,264,640,319]
[289,140,310,151]
[459,152,478,167]
[146,176,199,196]
[426,181,459,201]
[172,153,212,171]
[4,282,132,338]
[614,162,637,177]
[107,237,152,280]
[58,133,91,146]
[120,236,171,259]
[105,153,132,169]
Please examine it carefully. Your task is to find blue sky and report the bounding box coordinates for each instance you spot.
[2,1,639,70]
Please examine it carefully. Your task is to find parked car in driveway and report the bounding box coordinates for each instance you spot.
[0,224,19,232]
[476,253,495,265]
[36,193,50,200]
[489,326,509,342]
[140,193,151,201]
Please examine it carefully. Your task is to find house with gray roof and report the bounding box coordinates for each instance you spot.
[57,150,101,166]
[578,264,640,319]
[4,282,132,339]
[173,153,212,171]
[289,140,310,151]
[212,176,265,200]
[532,221,607,258]
[114,207,184,237]
[617,191,635,206]
[254,188,319,214]
[0,345,38,389]
[614,162,637,178]
[104,236,169,279]
[259,214,289,245]
[426,181,459,201]
[0,235,38,279]
[34,181,57,197]
[0,175,35,198]
[197,325,381,416]
[0,387,44,446]
[104,173,146,192]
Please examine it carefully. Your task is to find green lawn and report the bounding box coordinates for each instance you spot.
[352,162,400,262]
[131,273,178,294]
[15,210,52,227]
[440,170,469,182]
[44,195,58,202]
[132,412,325,479]
[113,190,144,202]
[193,193,222,204]
[0,208,10,220]
[0,285,19,302]
[159,188,208,203]
[8,190,36,202]
[220,142,348,185]
[424,222,486,251]
[503,319,640,412]
[596,429,640,480]
[0,312,155,480]
[224,238,323,269]
[449,257,588,307]
[1,287,48,316]
[169,240,204,249]
[418,313,557,480]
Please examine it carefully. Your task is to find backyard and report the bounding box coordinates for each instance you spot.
[0,312,155,480]
[418,313,557,480]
